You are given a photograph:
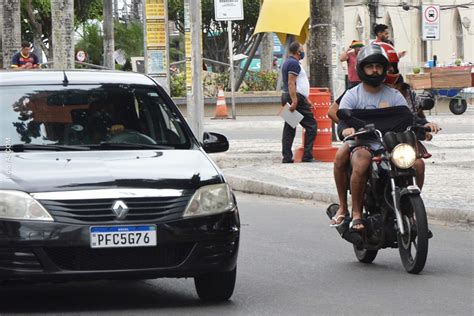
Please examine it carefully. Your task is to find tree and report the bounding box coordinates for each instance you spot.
[51,0,75,69]
[2,0,21,68]
[20,0,102,61]
[103,0,114,69]
[168,0,260,66]
[75,22,103,65]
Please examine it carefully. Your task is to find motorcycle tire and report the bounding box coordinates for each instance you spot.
[353,246,378,264]
[397,195,429,274]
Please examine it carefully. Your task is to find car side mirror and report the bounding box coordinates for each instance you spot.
[202,132,229,153]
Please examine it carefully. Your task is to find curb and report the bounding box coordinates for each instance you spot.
[224,173,473,224]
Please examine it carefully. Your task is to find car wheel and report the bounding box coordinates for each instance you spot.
[194,267,236,301]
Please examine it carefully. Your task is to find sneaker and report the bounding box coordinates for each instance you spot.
[301,158,317,163]
[282,159,294,164]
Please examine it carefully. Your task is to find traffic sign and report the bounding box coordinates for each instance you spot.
[75,50,87,62]
[422,5,440,41]
[214,0,244,21]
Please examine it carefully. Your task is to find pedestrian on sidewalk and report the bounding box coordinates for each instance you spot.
[373,24,406,59]
[340,40,364,89]
[11,41,40,70]
[280,42,317,163]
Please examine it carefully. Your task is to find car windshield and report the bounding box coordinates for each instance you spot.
[0,84,191,149]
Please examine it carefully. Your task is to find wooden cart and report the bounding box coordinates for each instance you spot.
[406,66,473,115]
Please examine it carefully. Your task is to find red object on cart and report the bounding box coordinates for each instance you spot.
[294,87,338,162]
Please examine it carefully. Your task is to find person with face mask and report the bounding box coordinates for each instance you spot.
[335,44,409,232]
[280,42,317,163]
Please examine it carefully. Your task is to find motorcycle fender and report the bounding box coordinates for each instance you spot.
[400,186,421,197]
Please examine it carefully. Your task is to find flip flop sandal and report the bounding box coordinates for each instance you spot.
[350,218,365,232]
[329,214,347,228]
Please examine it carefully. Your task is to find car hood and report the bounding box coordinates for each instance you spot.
[0,150,223,193]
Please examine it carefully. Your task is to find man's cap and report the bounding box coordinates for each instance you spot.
[350,40,364,48]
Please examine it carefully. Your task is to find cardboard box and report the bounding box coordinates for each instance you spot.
[406,73,432,90]
[431,70,472,89]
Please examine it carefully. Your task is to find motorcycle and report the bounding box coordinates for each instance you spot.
[328,106,432,274]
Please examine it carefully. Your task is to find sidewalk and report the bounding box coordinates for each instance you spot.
[205,113,474,224]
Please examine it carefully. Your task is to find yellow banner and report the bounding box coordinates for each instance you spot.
[146,20,166,47]
[146,0,165,19]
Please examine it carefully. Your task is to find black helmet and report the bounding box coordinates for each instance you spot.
[357,44,389,87]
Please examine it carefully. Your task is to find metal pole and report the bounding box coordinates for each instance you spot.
[228,20,236,119]
[234,32,264,91]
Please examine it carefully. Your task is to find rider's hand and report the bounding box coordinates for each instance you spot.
[424,122,441,134]
[342,128,355,137]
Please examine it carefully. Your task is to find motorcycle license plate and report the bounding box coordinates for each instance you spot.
[90,225,157,248]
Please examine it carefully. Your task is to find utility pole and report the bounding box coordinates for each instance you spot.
[309,0,332,89]
[368,0,379,38]
[332,0,345,99]
[184,0,204,141]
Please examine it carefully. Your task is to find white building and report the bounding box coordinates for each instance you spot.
[343,0,473,73]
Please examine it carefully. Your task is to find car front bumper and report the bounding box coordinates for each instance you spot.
[0,210,239,283]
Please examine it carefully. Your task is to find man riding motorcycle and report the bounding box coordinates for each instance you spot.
[330,43,439,229]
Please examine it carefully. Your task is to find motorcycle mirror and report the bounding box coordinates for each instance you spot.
[337,109,352,120]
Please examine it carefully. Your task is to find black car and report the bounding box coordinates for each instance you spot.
[0,70,239,301]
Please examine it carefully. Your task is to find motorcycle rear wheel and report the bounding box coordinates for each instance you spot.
[353,246,378,263]
[397,195,429,274]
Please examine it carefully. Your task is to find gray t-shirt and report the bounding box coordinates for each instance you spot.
[339,84,408,110]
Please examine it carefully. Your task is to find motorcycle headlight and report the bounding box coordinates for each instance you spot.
[183,183,235,218]
[391,143,416,169]
[0,190,54,221]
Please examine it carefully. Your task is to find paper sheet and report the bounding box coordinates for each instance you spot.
[279,103,303,128]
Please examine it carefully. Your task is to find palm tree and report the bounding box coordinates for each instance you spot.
[2,0,22,69]
[103,0,114,69]
[51,0,74,69]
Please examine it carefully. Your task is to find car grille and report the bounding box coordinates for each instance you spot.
[0,248,43,272]
[44,244,194,271]
[39,195,192,224]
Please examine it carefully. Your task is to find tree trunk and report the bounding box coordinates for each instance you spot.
[0,0,3,68]
[26,0,47,64]
[260,33,273,72]
[103,0,115,69]
[2,0,21,69]
[131,0,141,22]
[309,0,332,89]
[51,0,75,69]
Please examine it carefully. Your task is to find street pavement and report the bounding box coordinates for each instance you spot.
[205,109,474,224]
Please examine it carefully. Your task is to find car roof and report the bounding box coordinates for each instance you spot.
[0,69,158,86]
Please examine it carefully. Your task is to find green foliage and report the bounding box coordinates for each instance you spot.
[114,22,144,59]
[168,0,260,64]
[241,71,278,92]
[75,22,103,66]
[170,73,186,97]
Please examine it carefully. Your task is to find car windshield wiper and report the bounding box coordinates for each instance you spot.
[3,144,91,152]
[91,142,174,150]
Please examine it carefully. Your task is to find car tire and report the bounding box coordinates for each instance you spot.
[194,267,236,301]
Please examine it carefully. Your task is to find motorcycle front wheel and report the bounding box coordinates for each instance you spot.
[397,195,429,274]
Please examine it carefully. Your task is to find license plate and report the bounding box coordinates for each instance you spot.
[90,225,157,248]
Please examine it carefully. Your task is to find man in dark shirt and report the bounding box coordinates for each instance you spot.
[11,41,40,70]
[280,42,317,163]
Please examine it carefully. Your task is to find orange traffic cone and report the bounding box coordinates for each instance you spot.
[213,88,230,119]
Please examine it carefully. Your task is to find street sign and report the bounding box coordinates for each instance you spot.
[75,50,87,62]
[422,4,440,41]
[214,0,244,21]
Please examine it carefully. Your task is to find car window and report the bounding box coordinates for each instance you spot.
[0,84,191,149]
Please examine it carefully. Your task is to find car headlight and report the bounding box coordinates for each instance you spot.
[391,143,416,169]
[183,183,235,218]
[0,190,54,221]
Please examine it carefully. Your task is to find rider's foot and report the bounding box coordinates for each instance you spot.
[427,229,433,239]
[350,213,365,232]
[330,207,348,226]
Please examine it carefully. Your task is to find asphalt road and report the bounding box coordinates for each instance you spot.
[1,193,472,315]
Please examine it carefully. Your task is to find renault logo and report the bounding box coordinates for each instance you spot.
[111,200,129,220]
